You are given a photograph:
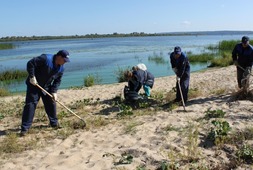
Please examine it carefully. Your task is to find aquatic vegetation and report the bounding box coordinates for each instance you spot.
[209,52,233,67]
[188,53,214,63]
[148,52,167,65]
[84,73,102,87]
[0,69,27,82]
[0,43,15,50]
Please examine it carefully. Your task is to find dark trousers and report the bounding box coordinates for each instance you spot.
[21,85,57,132]
[237,66,251,89]
[176,73,190,102]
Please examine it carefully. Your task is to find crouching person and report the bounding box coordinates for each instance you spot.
[124,67,154,100]
[133,63,155,97]
[20,50,70,136]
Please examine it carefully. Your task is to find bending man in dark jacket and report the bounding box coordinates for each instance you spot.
[20,50,70,136]
[170,46,190,103]
[232,36,253,89]
[125,68,154,97]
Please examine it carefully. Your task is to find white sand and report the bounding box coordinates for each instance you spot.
[1,65,253,169]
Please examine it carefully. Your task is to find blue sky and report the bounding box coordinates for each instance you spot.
[1,0,253,37]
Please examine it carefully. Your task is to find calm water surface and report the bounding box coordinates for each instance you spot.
[0,34,251,92]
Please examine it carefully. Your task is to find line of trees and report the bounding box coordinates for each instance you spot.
[0,32,199,42]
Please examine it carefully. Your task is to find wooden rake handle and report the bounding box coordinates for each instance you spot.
[35,84,86,123]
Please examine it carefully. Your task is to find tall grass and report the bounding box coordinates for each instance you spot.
[0,43,15,50]
[218,40,238,51]
[209,52,233,67]
[0,69,27,81]
[188,53,214,63]
[188,39,240,67]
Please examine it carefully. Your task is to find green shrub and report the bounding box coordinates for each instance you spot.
[84,75,95,87]
[84,73,102,87]
[114,66,130,83]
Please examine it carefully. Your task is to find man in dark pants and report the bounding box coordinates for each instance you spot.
[20,50,70,136]
[232,36,253,90]
[170,46,190,103]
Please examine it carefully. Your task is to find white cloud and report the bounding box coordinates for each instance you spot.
[181,21,191,26]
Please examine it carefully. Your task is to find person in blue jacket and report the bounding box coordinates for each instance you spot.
[124,67,154,97]
[170,46,190,103]
[20,50,70,136]
[232,36,253,89]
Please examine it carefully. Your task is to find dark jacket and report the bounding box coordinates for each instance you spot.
[26,54,64,93]
[144,71,154,88]
[128,69,155,92]
[232,43,253,68]
[170,52,190,78]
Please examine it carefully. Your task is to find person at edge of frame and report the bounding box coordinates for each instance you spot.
[232,36,253,90]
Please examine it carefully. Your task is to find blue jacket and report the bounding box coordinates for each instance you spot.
[232,43,253,67]
[26,54,64,93]
[170,52,190,78]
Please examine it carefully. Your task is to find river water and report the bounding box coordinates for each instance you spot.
[0,34,250,92]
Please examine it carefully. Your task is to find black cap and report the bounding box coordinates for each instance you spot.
[174,46,181,54]
[57,50,70,62]
[242,36,249,44]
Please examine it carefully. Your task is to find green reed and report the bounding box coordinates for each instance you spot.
[188,53,214,63]
[209,52,233,67]
[0,43,15,50]
[0,69,27,81]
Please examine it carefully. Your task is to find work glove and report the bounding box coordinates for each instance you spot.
[29,76,38,86]
[233,60,239,66]
[172,68,178,73]
[52,93,57,101]
[176,76,180,82]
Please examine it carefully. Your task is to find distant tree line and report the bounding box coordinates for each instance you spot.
[0,32,198,42]
[1,30,252,42]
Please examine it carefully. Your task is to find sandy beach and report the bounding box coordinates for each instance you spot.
[1,65,253,170]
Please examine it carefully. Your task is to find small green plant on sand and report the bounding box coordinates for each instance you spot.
[117,103,133,117]
[204,108,226,119]
[114,153,133,165]
[236,144,253,163]
[84,74,95,87]
[207,120,231,145]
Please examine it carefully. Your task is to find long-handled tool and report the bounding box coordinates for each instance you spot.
[36,84,86,125]
[237,64,253,76]
[236,64,252,92]
[177,79,186,112]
